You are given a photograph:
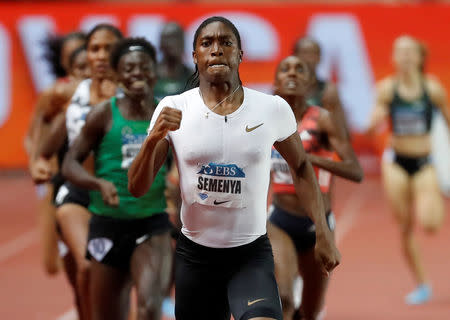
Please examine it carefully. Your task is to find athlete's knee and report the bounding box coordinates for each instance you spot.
[76,260,90,287]
[135,265,169,317]
[301,314,320,320]
[136,292,163,319]
[390,205,410,226]
[419,207,443,234]
[397,214,414,236]
[293,308,302,320]
[43,261,60,276]
[422,218,441,234]
[43,252,60,275]
[279,292,295,316]
[400,228,414,253]
[299,307,321,320]
[55,205,69,221]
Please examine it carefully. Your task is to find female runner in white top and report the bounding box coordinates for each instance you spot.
[129,16,340,320]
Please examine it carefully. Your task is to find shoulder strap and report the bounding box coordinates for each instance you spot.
[421,79,433,104]
[389,79,401,105]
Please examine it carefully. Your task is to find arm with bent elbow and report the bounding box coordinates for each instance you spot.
[367,79,391,135]
[308,110,364,183]
[274,133,341,275]
[62,104,119,207]
[128,107,181,197]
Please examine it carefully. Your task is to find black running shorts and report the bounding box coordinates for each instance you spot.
[54,181,90,208]
[175,233,282,320]
[86,213,173,271]
[269,205,335,252]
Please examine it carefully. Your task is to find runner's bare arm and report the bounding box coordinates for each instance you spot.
[38,112,67,159]
[274,133,340,275]
[33,82,76,161]
[428,77,450,130]
[128,107,181,197]
[62,103,107,190]
[25,89,52,160]
[42,81,79,122]
[322,83,350,138]
[367,78,392,134]
[308,109,364,182]
[62,102,119,206]
[27,89,58,183]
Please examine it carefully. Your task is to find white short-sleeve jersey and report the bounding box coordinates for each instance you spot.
[149,87,296,248]
[66,79,121,145]
[66,79,92,145]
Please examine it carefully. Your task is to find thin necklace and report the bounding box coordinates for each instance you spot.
[199,85,241,119]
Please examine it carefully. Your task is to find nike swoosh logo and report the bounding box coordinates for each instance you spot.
[247,298,266,306]
[213,200,230,205]
[245,123,264,132]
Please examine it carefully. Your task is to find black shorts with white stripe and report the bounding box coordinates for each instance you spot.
[86,213,172,271]
[54,181,90,208]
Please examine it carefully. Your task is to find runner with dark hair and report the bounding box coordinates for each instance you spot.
[63,37,172,320]
[38,23,123,320]
[129,16,340,320]
[293,37,349,136]
[25,30,88,319]
[268,55,363,320]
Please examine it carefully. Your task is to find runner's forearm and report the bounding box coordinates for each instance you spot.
[292,159,329,236]
[128,136,161,197]
[308,154,363,182]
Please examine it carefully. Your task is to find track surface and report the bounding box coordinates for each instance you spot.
[1,174,449,319]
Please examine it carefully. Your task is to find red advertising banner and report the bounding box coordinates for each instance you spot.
[0,2,449,168]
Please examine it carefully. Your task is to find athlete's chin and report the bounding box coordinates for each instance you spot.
[127,90,148,100]
[94,70,110,79]
[279,89,303,98]
[396,63,416,74]
[205,69,231,82]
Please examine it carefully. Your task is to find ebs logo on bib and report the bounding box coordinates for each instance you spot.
[196,163,245,208]
[198,163,245,178]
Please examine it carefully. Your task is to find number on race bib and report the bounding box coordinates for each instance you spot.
[121,144,142,169]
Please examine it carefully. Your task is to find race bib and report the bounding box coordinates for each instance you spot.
[121,127,146,169]
[195,162,246,208]
[121,143,142,169]
[271,148,293,185]
[393,107,427,135]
